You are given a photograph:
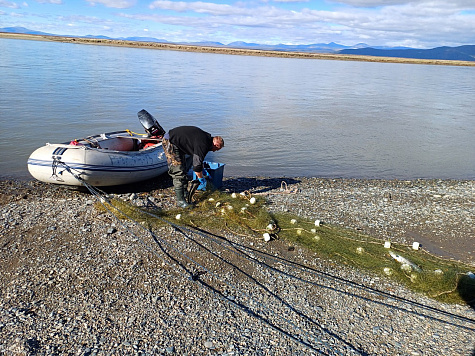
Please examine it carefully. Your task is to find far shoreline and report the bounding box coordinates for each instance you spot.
[2,31,475,67]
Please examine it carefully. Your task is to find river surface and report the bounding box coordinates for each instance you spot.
[1,38,474,180]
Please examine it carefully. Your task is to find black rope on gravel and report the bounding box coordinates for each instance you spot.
[137,194,475,342]
[189,226,475,332]
[111,206,331,354]
[127,200,368,354]
[114,209,332,354]
[59,161,473,353]
[59,165,332,355]
[140,196,475,332]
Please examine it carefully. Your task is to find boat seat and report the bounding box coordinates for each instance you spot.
[99,137,135,151]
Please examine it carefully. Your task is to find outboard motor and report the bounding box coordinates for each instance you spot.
[138,109,166,137]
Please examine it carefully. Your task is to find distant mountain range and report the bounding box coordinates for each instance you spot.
[2,26,474,62]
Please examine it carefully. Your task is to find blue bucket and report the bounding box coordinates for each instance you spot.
[190,161,225,188]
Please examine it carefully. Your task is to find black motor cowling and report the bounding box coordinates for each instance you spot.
[138,109,166,137]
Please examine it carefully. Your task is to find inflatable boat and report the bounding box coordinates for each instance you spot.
[27,110,169,187]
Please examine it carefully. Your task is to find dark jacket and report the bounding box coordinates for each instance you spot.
[168,126,213,172]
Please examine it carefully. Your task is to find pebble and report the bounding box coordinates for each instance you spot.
[0,178,474,355]
[204,341,214,348]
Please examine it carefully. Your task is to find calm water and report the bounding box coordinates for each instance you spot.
[1,38,474,180]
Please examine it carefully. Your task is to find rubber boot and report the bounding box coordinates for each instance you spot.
[187,180,200,204]
[183,181,189,203]
[175,188,191,208]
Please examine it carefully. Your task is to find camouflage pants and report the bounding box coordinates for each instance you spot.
[162,138,191,189]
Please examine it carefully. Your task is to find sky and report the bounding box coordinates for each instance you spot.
[1,0,475,48]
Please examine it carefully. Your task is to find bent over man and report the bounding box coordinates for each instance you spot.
[162,126,224,208]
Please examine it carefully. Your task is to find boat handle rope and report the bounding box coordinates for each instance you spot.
[126,129,148,137]
[50,157,69,182]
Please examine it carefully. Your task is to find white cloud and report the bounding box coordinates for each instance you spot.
[86,0,136,9]
[271,0,310,2]
[145,1,475,46]
[333,0,475,11]
[149,1,257,16]
[34,0,63,4]
[331,0,411,6]
[58,14,117,27]
[3,0,474,47]
[0,0,20,8]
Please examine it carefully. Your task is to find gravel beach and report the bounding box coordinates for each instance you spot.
[1,177,474,355]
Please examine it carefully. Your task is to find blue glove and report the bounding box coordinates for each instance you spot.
[197,177,207,191]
